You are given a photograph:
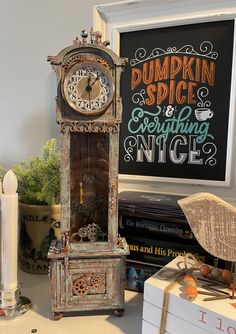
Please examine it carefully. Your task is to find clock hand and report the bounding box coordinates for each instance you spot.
[80,75,92,100]
[85,75,92,108]
[87,74,91,87]
[83,73,100,104]
[90,73,102,87]
[88,89,91,108]
[84,75,92,99]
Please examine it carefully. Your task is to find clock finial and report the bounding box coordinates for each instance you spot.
[90,27,94,44]
[94,31,102,44]
[80,30,88,45]
[73,36,81,46]
[103,40,110,47]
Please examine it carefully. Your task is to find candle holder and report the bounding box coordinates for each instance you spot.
[0,283,31,319]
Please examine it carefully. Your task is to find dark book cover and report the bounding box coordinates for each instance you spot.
[119,215,194,240]
[125,235,223,267]
[118,191,186,220]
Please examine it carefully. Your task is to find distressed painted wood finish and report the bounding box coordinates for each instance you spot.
[47,32,129,318]
[178,192,236,262]
[49,254,127,313]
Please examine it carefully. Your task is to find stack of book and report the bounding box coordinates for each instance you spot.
[118,191,221,292]
[142,255,236,334]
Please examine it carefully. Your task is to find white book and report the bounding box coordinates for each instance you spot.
[143,301,213,334]
[143,256,236,334]
[142,319,162,334]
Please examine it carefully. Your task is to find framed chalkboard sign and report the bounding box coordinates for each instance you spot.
[118,19,235,186]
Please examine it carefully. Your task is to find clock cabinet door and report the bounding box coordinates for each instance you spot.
[67,257,125,310]
[70,132,109,247]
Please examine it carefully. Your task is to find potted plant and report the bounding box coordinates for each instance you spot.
[0,138,61,274]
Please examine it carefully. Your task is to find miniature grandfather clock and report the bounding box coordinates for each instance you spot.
[47,30,129,320]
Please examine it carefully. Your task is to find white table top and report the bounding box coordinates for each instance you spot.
[0,270,143,334]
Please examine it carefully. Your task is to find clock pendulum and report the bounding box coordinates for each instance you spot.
[47,30,129,319]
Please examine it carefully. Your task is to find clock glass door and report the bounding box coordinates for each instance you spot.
[70,132,109,243]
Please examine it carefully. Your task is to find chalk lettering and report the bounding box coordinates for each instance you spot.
[131,55,215,91]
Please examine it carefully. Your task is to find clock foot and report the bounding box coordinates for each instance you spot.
[114,308,124,317]
[53,312,63,321]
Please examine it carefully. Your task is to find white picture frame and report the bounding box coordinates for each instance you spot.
[93,0,236,189]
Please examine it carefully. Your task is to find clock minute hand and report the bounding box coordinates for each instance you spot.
[90,73,102,87]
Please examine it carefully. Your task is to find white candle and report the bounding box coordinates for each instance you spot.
[1,170,18,292]
[0,179,2,288]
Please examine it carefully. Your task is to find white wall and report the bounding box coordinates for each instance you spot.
[0,0,118,168]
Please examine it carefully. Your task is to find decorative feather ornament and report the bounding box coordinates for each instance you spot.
[178,192,236,262]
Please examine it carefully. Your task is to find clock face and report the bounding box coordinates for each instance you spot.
[62,62,114,116]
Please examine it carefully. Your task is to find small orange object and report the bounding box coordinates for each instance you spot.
[199,264,211,277]
[182,273,196,284]
[184,284,198,301]
[182,273,198,301]
[221,269,232,285]
[182,273,196,288]
[0,308,5,317]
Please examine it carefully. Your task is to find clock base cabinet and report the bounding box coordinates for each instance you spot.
[49,254,127,318]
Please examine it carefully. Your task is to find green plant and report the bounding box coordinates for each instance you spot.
[0,138,60,205]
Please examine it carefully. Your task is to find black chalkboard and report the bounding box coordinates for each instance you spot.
[119,20,234,182]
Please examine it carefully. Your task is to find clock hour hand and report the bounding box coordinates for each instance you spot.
[86,75,92,108]
[84,73,100,99]
[85,75,92,96]
[85,75,92,90]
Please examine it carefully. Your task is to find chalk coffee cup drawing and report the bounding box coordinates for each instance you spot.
[195,107,214,121]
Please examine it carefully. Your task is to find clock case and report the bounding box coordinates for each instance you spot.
[47,33,129,319]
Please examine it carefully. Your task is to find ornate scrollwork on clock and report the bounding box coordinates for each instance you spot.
[64,55,87,71]
[94,57,110,70]
[59,121,120,133]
